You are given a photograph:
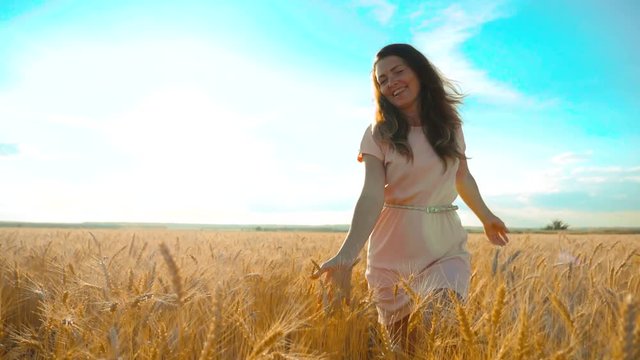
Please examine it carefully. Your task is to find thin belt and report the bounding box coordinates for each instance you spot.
[383,203,458,214]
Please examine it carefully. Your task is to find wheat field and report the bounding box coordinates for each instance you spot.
[0,228,638,359]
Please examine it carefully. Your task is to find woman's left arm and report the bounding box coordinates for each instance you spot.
[456,157,510,246]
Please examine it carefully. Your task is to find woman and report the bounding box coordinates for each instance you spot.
[311,43,509,352]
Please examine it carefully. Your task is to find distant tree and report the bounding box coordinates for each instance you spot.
[545,219,569,230]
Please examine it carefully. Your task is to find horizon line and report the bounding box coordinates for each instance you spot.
[1,220,639,233]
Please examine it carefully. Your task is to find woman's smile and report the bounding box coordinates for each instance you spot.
[375,55,421,113]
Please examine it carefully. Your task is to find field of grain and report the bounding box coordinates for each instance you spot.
[0,228,638,359]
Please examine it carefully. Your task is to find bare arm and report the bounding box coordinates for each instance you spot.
[456,157,509,246]
[336,154,385,261]
[312,153,385,278]
[456,157,492,222]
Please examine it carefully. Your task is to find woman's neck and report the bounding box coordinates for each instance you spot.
[403,110,421,126]
[401,101,421,126]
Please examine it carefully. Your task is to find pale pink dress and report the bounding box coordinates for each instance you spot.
[357,124,471,325]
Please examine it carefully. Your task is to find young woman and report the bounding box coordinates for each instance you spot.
[311,43,509,352]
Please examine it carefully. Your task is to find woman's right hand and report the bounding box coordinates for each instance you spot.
[311,253,358,280]
[311,254,360,307]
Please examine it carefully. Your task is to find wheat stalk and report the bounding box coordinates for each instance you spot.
[614,295,637,360]
[108,245,128,270]
[488,283,506,355]
[98,257,112,300]
[455,298,475,346]
[136,241,148,265]
[633,313,640,360]
[128,233,136,257]
[614,250,638,279]
[198,321,218,360]
[550,293,574,334]
[500,250,522,273]
[399,276,419,305]
[109,326,120,359]
[248,326,284,359]
[491,248,500,276]
[551,345,574,360]
[588,242,604,268]
[378,320,393,358]
[159,242,185,305]
[127,268,135,293]
[2,229,639,358]
[515,311,529,360]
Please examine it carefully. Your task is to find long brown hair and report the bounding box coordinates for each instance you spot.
[372,43,465,171]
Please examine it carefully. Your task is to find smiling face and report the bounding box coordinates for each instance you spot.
[374,55,421,114]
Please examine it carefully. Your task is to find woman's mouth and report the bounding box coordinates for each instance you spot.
[393,87,407,97]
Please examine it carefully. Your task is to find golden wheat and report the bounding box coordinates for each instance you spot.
[488,282,506,355]
[0,229,638,359]
[614,295,638,360]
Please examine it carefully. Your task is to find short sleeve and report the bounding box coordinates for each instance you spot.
[357,125,384,163]
[455,126,466,153]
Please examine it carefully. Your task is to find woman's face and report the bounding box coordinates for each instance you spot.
[375,55,421,113]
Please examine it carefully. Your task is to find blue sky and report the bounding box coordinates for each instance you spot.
[0,0,638,227]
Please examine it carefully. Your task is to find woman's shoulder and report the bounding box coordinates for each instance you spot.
[358,123,388,162]
[362,123,387,146]
[364,122,377,133]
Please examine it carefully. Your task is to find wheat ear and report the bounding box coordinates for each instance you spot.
[488,283,506,355]
[159,242,185,305]
[515,311,529,360]
[248,326,285,359]
[614,295,637,360]
[455,298,475,345]
[550,293,574,334]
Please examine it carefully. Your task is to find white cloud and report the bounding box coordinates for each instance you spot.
[497,207,640,228]
[355,0,397,25]
[463,138,639,220]
[622,176,640,183]
[572,165,640,174]
[408,3,426,20]
[576,176,609,184]
[551,151,592,165]
[457,202,640,228]
[410,2,552,106]
[570,165,640,184]
[471,162,569,197]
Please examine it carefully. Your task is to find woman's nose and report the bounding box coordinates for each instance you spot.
[387,77,399,90]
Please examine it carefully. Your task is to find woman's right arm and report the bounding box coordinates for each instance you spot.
[312,153,385,278]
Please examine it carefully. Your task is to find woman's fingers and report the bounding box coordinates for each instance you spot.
[310,257,360,280]
[313,266,332,280]
[486,219,510,246]
[493,227,507,244]
[500,230,510,244]
[489,231,507,246]
[310,260,330,280]
[498,223,510,244]
[310,258,358,308]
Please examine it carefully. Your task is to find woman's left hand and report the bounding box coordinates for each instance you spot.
[482,214,510,246]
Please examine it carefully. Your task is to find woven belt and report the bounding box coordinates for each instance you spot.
[383,203,458,214]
